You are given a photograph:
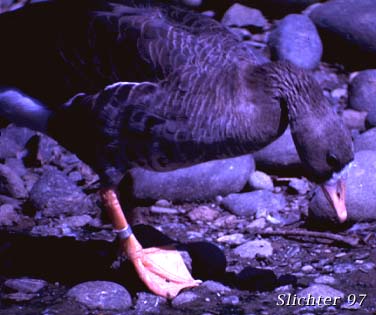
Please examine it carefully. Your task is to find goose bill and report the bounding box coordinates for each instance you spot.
[321,179,347,223]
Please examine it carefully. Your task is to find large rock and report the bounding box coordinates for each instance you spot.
[128,155,255,202]
[310,0,376,68]
[221,3,267,29]
[268,14,322,69]
[221,190,286,217]
[309,150,376,222]
[253,128,302,175]
[67,281,132,311]
[354,128,376,152]
[348,70,376,127]
[30,168,93,217]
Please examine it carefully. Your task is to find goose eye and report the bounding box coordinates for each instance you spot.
[327,153,340,170]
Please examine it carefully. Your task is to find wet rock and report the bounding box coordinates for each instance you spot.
[134,292,167,314]
[221,190,286,217]
[348,70,376,126]
[288,178,309,195]
[253,128,302,175]
[128,155,255,202]
[202,281,231,294]
[171,291,199,308]
[268,14,322,69]
[67,281,132,311]
[233,239,273,259]
[221,3,267,29]
[0,204,19,226]
[309,150,376,222]
[341,109,367,131]
[30,168,93,217]
[310,0,376,68]
[248,171,274,191]
[354,128,376,152]
[298,284,345,303]
[0,125,35,159]
[4,278,47,293]
[0,164,28,199]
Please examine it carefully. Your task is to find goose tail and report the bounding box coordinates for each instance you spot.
[0,88,52,132]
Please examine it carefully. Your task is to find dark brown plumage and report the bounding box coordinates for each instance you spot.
[0,0,354,297]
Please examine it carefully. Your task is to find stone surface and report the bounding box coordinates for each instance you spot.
[348,70,376,126]
[341,109,367,131]
[310,0,376,68]
[248,171,274,191]
[0,204,19,226]
[233,239,273,259]
[0,164,28,199]
[288,178,309,195]
[354,128,376,152]
[253,128,302,175]
[171,291,199,308]
[202,281,231,294]
[221,190,286,217]
[134,292,167,314]
[188,206,220,222]
[4,278,47,293]
[268,14,322,69]
[128,155,255,202]
[221,3,267,28]
[67,281,132,311]
[309,150,376,222]
[30,168,93,217]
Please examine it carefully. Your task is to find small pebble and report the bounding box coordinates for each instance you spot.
[150,205,179,214]
[5,278,47,293]
[314,275,336,285]
[248,171,274,191]
[172,291,199,308]
[234,239,273,259]
[202,281,231,294]
[301,265,315,273]
[188,205,220,222]
[221,295,240,305]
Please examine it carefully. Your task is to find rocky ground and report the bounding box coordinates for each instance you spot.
[1,0,376,315]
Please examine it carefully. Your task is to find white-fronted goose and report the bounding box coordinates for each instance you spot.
[0,0,354,298]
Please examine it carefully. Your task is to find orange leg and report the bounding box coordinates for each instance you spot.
[100,187,201,299]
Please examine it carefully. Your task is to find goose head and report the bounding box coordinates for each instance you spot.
[254,61,354,223]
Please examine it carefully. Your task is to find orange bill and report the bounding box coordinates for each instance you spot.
[321,178,347,223]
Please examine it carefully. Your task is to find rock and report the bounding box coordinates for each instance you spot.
[0,204,19,226]
[248,171,274,191]
[171,291,199,308]
[57,215,93,228]
[253,128,302,175]
[301,265,315,273]
[134,292,167,314]
[309,150,376,222]
[288,178,309,195]
[187,205,220,222]
[314,275,336,285]
[341,109,367,131]
[0,164,28,199]
[310,0,376,68]
[3,292,37,302]
[217,233,246,245]
[348,70,376,126]
[221,3,267,29]
[221,295,240,305]
[246,217,267,230]
[67,281,132,311]
[298,284,344,306]
[150,205,180,214]
[4,158,27,177]
[4,278,47,293]
[202,281,231,294]
[30,168,93,217]
[233,239,273,259]
[268,14,322,69]
[354,128,376,152]
[128,155,255,202]
[0,125,35,159]
[333,263,356,274]
[221,190,286,217]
